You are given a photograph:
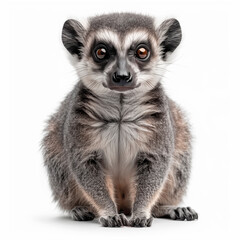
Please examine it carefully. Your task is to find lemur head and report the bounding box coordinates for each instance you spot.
[62,13,181,93]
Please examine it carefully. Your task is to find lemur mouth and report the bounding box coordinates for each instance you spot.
[103,83,141,92]
[109,86,136,92]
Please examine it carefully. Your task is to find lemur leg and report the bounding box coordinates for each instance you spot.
[129,153,170,227]
[151,162,198,221]
[152,206,198,221]
[72,151,128,227]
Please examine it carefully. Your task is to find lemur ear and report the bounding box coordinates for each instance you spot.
[157,18,182,60]
[62,19,86,59]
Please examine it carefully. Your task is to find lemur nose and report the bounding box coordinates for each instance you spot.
[112,72,132,85]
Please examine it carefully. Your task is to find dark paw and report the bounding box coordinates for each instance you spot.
[99,213,128,227]
[169,207,198,221]
[129,216,153,227]
[70,206,95,221]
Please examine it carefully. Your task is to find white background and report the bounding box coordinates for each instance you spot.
[1,0,239,239]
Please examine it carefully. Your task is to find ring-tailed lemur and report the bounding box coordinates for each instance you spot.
[42,13,198,227]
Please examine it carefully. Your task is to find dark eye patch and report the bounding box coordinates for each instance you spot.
[128,40,152,69]
[91,41,116,63]
[93,43,109,62]
[90,40,116,71]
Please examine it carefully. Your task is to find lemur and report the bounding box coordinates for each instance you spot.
[42,13,198,227]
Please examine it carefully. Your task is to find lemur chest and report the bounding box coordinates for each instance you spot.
[92,112,154,173]
[84,93,158,173]
[102,121,140,170]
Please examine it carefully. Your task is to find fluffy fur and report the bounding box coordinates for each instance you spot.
[42,13,198,227]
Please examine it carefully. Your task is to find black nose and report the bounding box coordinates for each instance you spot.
[112,72,132,85]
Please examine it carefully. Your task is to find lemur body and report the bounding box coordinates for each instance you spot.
[42,13,198,227]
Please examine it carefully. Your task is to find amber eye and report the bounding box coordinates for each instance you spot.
[96,48,107,59]
[136,46,149,60]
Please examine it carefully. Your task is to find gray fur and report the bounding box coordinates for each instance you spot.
[88,13,156,35]
[42,13,197,227]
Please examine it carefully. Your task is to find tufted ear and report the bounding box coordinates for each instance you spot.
[62,19,86,59]
[157,18,182,60]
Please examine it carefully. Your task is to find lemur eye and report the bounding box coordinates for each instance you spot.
[136,47,148,59]
[96,48,107,60]
[135,45,150,60]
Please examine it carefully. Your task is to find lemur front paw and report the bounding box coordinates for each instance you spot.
[99,213,128,227]
[129,216,153,227]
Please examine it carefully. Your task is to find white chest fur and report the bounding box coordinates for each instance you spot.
[87,92,155,176]
[103,121,142,174]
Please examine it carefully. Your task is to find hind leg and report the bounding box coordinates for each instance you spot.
[70,206,95,221]
[151,164,198,221]
[152,205,198,221]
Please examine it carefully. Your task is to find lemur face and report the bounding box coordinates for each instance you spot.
[85,29,161,92]
[62,13,181,93]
